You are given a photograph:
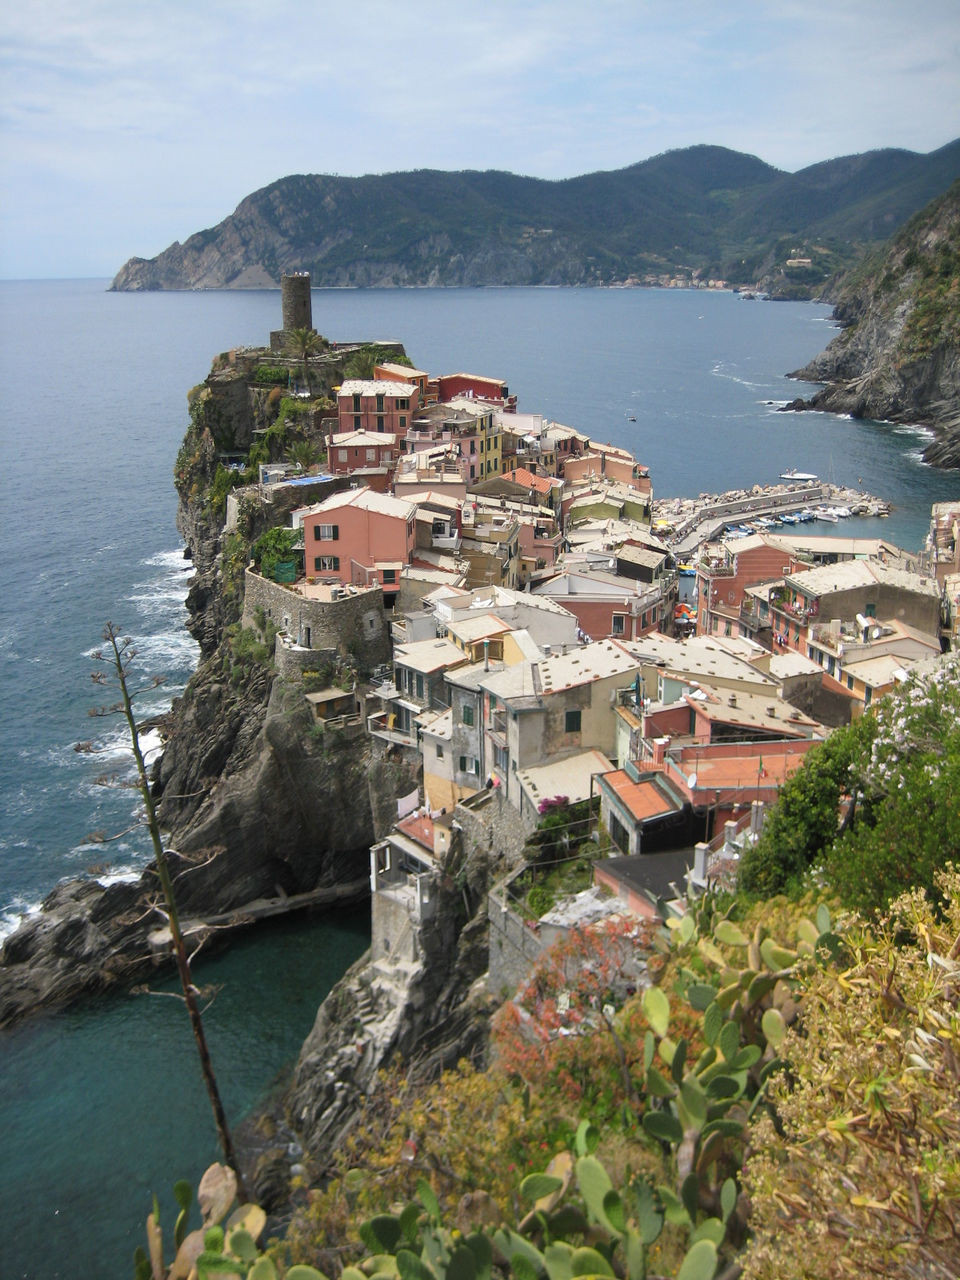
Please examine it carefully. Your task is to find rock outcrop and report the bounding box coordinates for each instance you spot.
[288,838,499,1164]
[784,180,960,469]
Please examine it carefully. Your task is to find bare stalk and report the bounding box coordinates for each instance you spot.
[98,623,249,1200]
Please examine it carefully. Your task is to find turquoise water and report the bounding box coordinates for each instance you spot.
[0,281,956,1278]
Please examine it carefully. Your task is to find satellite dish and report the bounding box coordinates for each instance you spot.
[687,773,698,788]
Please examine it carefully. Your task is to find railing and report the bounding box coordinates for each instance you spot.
[700,562,735,578]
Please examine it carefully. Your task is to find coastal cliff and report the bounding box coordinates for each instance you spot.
[0,334,416,1025]
[786,180,960,469]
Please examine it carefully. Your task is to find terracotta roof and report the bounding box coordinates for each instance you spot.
[602,770,677,821]
[505,468,555,494]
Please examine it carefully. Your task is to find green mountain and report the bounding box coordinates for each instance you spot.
[111,141,960,296]
[789,177,960,467]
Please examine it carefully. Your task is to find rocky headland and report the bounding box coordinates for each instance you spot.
[0,318,509,1214]
[0,337,418,1027]
[782,179,960,469]
[109,142,960,299]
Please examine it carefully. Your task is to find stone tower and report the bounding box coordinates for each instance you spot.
[271,272,313,350]
[281,272,313,331]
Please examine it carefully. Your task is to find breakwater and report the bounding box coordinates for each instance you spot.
[654,481,891,559]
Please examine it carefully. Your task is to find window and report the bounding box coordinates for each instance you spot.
[565,709,582,733]
[611,613,626,635]
[382,569,397,583]
[415,673,424,699]
[315,556,340,571]
[436,744,443,759]
[609,812,629,854]
[470,440,476,454]
[352,394,361,412]
[366,448,376,461]
[461,704,474,726]
[375,394,384,412]
[493,744,508,773]
[377,415,385,432]
[459,755,479,775]
[338,450,348,462]
[315,523,339,541]
[353,415,361,430]
[399,416,406,429]
[396,398,409,410]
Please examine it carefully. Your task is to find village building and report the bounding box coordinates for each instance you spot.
[768,559,942,686]
[529,564,675,640]
[337,379,417,435]
[562,447,653,499]
[294,486,418,606]
[478,639,644,814]
[374,361,430,403]
[472,467,564,518]
[921,500,960,587]
[325,429,399,482]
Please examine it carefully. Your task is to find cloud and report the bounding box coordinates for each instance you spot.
[1,0,958,275]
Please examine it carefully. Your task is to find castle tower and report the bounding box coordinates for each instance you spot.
[281,272,313,331]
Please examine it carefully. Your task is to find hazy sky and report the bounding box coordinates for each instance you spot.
[2,0,959,278]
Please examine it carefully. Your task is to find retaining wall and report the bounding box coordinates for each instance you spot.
[242,569,392,673]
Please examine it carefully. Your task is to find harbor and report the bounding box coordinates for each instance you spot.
[652,479,891,561]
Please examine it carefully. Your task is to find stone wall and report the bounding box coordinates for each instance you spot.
[242,569,392,673]
[487,890,547,995]
[453,788,535,873]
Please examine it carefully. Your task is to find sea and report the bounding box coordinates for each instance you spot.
[0,279,957,1279]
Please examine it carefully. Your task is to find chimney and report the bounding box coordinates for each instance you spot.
[483,638,490,672]
[651,736,669,767]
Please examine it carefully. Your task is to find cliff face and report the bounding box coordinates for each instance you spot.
[788,180,960,468]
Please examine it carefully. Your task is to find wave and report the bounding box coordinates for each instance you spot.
[0,895,44,942]
[892,423,935,441]
[143,548,193,571]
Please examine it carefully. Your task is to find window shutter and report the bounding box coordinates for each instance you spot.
[332,525,339,540]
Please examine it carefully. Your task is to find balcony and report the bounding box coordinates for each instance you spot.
[700,561,735,578]
[366,709,417,748]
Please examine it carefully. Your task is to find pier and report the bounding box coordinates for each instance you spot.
[654,482,890,559]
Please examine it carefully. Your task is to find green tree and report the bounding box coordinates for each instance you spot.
[285,326,324,389]
[739,716,872,897]
[287,438,322,474]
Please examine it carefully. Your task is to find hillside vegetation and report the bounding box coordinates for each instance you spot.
[111,141,960,297]
[790,178,960,465]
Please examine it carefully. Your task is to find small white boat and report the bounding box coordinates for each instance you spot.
[780,469,818,482]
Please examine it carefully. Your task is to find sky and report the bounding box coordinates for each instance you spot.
[2,0,959,279]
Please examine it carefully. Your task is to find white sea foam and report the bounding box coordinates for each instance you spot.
[892,423,935,441]
[143,548,193,571]
[0,896,43,942]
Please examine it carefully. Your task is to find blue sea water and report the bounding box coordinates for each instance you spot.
[0,280,956,1279]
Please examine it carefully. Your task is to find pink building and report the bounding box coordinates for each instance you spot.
[434,372,516,412]
[337,379,416,435]
[295,486,418,606]
[696,534,803,638]
[326,429,399,477]
[563,449,651,496]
